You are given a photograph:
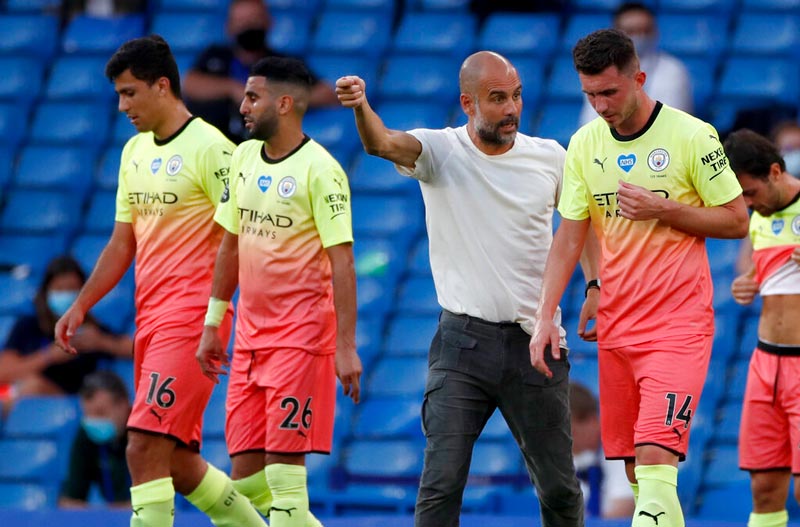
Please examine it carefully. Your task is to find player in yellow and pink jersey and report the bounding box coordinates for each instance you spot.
[530,29,749,527]
[54,36,266,527]
[725,129,800,527]
[196,56,361,527]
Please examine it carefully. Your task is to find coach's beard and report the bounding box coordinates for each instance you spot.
[476,116,519,146]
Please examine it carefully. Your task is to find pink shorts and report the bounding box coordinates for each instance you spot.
[599,334,712,460]
[739,344,800,473]
[128,316,232,450]
[225,347,336,456]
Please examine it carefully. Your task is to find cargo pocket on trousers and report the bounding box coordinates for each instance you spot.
[420,371,447,437]
[436,329,478,370]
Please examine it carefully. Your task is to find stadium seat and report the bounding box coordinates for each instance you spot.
[739,315,759,359]
[353,235,403,280]
[407,236,431,276]
[511,57,547,107]
[367,357,429,397]
[658,14,726,60]
[384,314,438,356]
[703,444,749,487]
[0,482,53,510]
[82,189,118,235]
[376,101,452,134]
[28,102,111,146]
[14,146,96,202]
[351,195,424,238]
[741,0,800,10]
[468,440,524,482]
[0,314,17,347]
[408,0,470,10]
[379,55,460,103]
[706,238,740,278]
[561,14,612,53]
[0,57,44,102]
[92,272,135,334]
[4,396,79,441]
[348,151,419,194]
[481,410,514,441]
[62,14,145,55]
[545,56,584,102]
[342,439,423,482]
[45,56,115,102]
[202,383,228,440]
[201,438,231,474]
[681,56,716,114]
[305,54,379,90]
[396,276,440,315]
[569,354,599,393]
[355,313,383,368]
[695,481,752,521]
[151,0,228,11]
[0,438,59,480]
[0,274,36,316]
[1,189,81,235]
[357,276,395,316]
[96,146,123,189]
[150,13,225,55]
[392,13,477,58]
[478,13,560,60]
[352,398,423,440]
[730,14,800,57]
[711,312,738,363]
[0,103,30,150]
[0,234,69,277]
[100,358,135,403]
[0,15,59,60]
[268,10,313,56]
[5,0,60,11]
[714,399,742,444]
[269,0,323,13]
[311,11,392,59]
[658,0,737,13]
[325,0,395,14]
[70,233,111,276]
[304,108,362,154]
[111,112,137,146]
[572,0,644,10]
[535,101,583,148]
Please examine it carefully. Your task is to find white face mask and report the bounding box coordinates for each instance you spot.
[783,150,800,178]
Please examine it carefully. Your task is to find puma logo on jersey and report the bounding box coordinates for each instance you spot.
[149,408,164,424]
[638,510,666,524]
[593,157,607,172]
[132,507,144,516]
[270,506,297,517]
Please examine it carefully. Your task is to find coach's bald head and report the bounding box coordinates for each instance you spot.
[459,51,517,96]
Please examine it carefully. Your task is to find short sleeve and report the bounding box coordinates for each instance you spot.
[115,140,133,223]
[393,128,433,183]
[557,136,591,220]
[214,146,242,235]
[689,124,743,207]
[310,162,354,248]
[199,135,236,207]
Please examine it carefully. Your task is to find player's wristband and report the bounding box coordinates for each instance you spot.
[584,279,601,298]
[204,297,228,328]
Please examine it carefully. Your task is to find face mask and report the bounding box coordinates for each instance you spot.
[236,28,266,52]
[783,150,800,178]
[82,417,118,444]
[47,290,78,317]
[630,34,658,58]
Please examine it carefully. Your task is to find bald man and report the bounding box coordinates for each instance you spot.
[337,51,590,526]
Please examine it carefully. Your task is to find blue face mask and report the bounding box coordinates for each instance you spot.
[82,417,118,444]
[783,150,800,178]
[47,290,78,317]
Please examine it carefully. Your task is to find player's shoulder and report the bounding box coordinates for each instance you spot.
[658,105,718,141]
[186,117,235,146]
[302,137,346,172]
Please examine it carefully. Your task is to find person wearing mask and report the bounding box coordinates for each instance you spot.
[0,256,132,412]
[578,2,693,127]
[60,370,133,508]
[183,0,337,143]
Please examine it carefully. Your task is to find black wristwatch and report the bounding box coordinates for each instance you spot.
[584,279,601,297]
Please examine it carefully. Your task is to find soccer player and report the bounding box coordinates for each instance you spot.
[337,51,592,527]
[196,56,361,527]
[530,29,748,527]
[724,129,800,527]
[54,35,265,527]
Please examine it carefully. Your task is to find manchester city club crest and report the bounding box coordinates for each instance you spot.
[277,176,297,198]
[150,157,162,174]
[166,155,183,176]
[647,148,670,172]
[772,218,785,235]
[792,215,800,236]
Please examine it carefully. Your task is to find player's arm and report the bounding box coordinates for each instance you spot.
[55,222,136,354]
[577,225,601,341]
[327,242,362,404]
[616,182,749,238]
[531,218,591,377]
[335,75,422,168]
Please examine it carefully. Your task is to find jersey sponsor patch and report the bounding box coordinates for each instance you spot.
[772,219,784,235]
[617,153,636,172]
[647,148,669,172]
[150,157,162,174]
[258,175,272,193]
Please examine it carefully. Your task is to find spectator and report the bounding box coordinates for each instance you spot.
[570,381,636,519]
[59,370,132,509]
[0,256,132,413]
[60,0,145,25]
[771,121,800,177]
[184,0,337,143]
[578,2,693,126]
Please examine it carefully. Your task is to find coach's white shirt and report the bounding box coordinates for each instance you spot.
[396,125,567,344]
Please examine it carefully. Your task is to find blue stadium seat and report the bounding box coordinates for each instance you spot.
[572,0,641,11]
[268,10,313,56]
[658,14,726,60]
[201,438,231,474]
[367,357,428,397]
[29,102,111,146]
[0,57,44,102]
[92,272,135,334]
[311,11,392,59]
[408,0,470,9]
[304,108,361,154]
[0,482,53,510]
[5,0,60,11]
[396,276,440,315]
[695,481,752,520]
[150,13,225,55]
[741,0,800,10]
[545,56,583,102]
[0,438,59,480]
[739,315,759,359]
[151,0,228,11]
[355,313,383,368]
[512,57,547,107]
[711,312,738,363]
[305,54,379,90]
[0,103,30,150]
[14,146,95,202]
[353,235,403,280]
[468,441,523,481]
[70,233,110,276]
[342,440,423,482]
[376,102,452,133]
[100,358,135,402]
[658,0,737,13]
[0,234,68,277]
[4,396,79,441]
[357,276,395,316]
[561,14,611,52]
[82,189,118,235]
[45,56,115,102]
[714,399,742,444]
[203,383,228,440]
[379,55,460,103]
[352,398,423,440]
[325,0,395,14]
[0,15,59,59]
[730,14,800,57]
[681,56,716,113]
[726,358,751,399]
[0,274,36,316]
[111,111,137,146]
[269,0,323,13]
[408,237,430,276]
[478,14,560,60]
[703,444,749,487]
[96,146,123,190]
[535,101,582,148]
[348,152,418,195]
[481,410,514,441]
[385,314,438,356]
[706,237,740,277]
[351,195,424,238]
[392,13,476,58]
[62,14,145,55]
[569,354,599,393]
[1,189,81,235]
[0,314,17,347]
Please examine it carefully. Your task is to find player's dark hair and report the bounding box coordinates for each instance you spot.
[573,29,638,76]
[613,2,655,22]
[80,370,130,403]
[105,34,182,98]
[250,56,312,88]
[569,382,598,422]
[724,128,786,180]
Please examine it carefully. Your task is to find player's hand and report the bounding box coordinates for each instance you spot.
[335,345,362,404]
[529,316,560,378]
[196,326,229,384]
[335,76,367,109]
[578,288,599,342]
[731,272,759,305]
[54,306,85,355]
[617,180,670,221]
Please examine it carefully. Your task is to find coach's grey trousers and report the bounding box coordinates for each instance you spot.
[414,310,584,527]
